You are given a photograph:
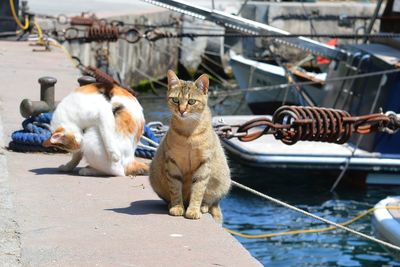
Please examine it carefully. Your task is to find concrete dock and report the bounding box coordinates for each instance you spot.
[0,41,261,266]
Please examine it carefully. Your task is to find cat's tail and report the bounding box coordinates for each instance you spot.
[125,159,149,176]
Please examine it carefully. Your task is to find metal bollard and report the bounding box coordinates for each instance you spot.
[78,76,96,86]
[20,76,57,118]
[39,76,57,108]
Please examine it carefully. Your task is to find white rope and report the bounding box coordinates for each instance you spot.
[140,135,159,148]
[231,180,400,252]
[137,143,157,151]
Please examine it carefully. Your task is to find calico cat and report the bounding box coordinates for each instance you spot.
[149,70,231,223]
[43,83,148,176]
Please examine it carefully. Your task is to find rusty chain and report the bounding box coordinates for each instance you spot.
[214,106,400,145]
[52,20,400,44]
[71,57,137,96]
[51,14,180,44]
[56,13,179,28]
[83,66,138,97]
[59,25,142,43]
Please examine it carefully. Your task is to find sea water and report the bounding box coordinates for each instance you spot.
[140,93,400,267]
[222,164,400,267]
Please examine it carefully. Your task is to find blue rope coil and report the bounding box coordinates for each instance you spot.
[135,147,155,159]
[135,124,161,159]
[143,124,160,144]
[8,112,58,152]
[11,130,51,145]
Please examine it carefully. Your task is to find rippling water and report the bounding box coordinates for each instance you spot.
[222,163,400,267]
[140,93,400,267]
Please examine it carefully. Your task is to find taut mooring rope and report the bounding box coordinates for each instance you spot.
[231,180,400,252]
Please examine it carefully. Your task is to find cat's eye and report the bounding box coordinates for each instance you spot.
[188,99,196,105]
[171,97,179,104]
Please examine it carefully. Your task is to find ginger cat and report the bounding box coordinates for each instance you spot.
[43,83,148,176]
[149,70,231,223]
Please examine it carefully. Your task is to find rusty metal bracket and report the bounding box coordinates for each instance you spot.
[215,105,400,145]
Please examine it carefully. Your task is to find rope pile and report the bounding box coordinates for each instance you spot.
[8,112,60,153]
[136,124,162,159]
[135,122,169,159]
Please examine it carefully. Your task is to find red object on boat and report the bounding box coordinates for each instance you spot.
[317,39,338,65]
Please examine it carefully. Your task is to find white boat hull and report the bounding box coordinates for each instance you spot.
[230,52,325,114]
[372,196,400,257]
[214,115,400,185]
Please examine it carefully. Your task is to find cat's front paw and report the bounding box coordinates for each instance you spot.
[169,205,185,216]
[58,164,74,172]
[185,207,202,220]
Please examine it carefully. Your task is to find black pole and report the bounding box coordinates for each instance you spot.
[363,0,384,43]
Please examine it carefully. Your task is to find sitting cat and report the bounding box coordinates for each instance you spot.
[43,83,148,176]
[149,70,231,223]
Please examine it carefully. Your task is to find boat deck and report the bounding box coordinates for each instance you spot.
[214,116,400,174]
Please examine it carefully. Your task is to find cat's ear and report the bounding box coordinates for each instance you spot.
[43,132,65,147]
[195,74,209,94]
[167,70,180,89]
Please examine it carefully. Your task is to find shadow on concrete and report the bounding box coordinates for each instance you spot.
[106,200,167,215]
[30,167,63,175]
[29,167,112,178]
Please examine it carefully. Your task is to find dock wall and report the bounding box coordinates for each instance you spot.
[64,9,180,87]
[242,1,380,59]
[243,1,379,38]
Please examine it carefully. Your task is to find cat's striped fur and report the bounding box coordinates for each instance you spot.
[149,70,231,223]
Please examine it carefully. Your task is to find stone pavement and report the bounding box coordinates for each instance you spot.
[0,41,261,266]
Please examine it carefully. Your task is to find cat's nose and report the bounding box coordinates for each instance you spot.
[179,107,186,115]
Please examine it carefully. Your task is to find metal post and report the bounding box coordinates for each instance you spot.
[363,0,383,43]
[20,99,50,118]
[236,0,250,16]
[78,76,96,86]
[38,76,56,108]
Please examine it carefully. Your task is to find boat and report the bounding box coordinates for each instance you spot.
[217,41,400,185]
[229,51,326,115]
[213,115,400,185]
[372,196,400,258]
[229,42,400,118]
[220,7,400,185]
[144,0,400,185]
[225,4,400,185]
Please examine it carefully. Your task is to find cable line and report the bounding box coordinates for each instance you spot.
[226,205,400,239]
[228,180,400,252]
[9,0,30,30]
